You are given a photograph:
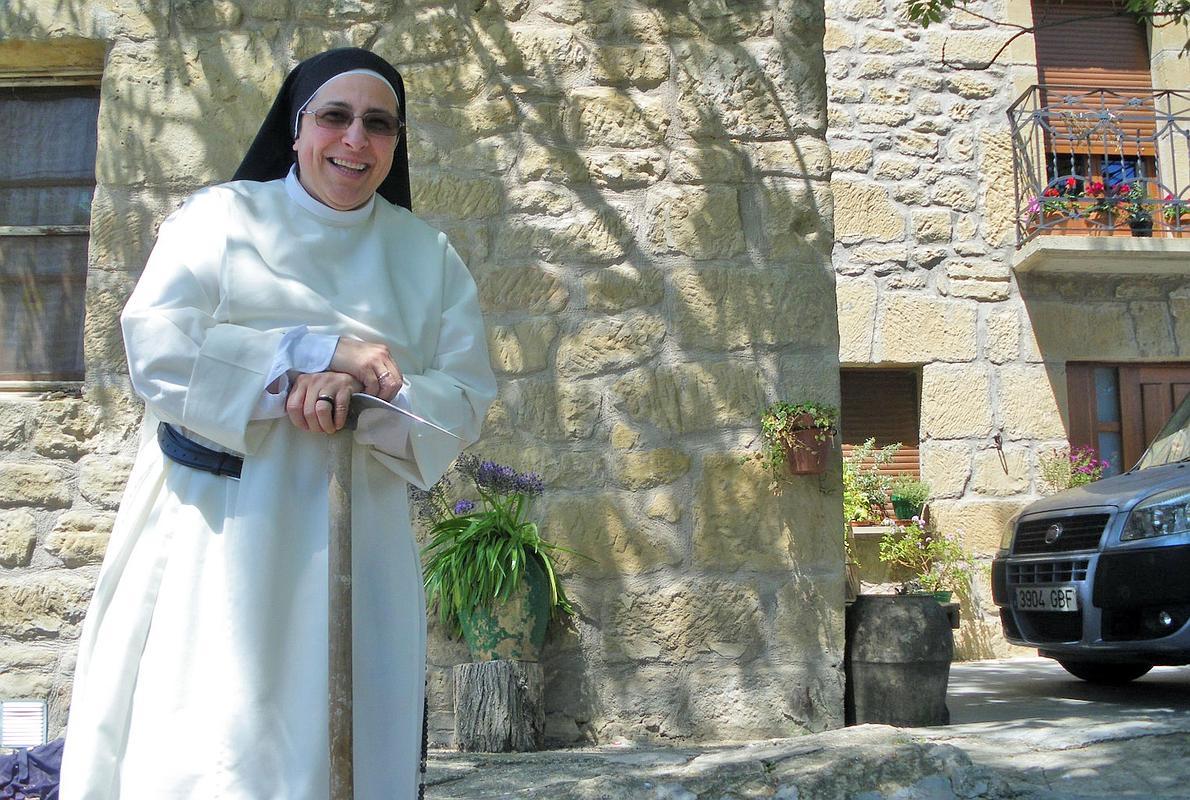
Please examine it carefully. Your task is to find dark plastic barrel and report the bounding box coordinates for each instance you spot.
[844,595,953,726]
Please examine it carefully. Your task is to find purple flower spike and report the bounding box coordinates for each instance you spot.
[453,499,476,515]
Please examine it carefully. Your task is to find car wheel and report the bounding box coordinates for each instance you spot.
[1057,659,1153,684]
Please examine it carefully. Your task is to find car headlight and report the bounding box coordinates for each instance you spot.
[1121,488,1190,541]
[1000,512,1021,551]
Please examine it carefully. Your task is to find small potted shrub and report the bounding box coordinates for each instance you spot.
[889,475,930,520]
[415,455,579,662]
[753,401,838,477]
[878,518,975,603]
[1038,445,1108,495]
[843,437,901,523]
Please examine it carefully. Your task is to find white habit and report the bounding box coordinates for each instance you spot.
[59,174,496,799]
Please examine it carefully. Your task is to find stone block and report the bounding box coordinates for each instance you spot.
[645,493,682,523]
[541,495,681,579]
[844,0,885,18]
[830,84,865,104]
[668,144,745,184]
[0,572,93,639]
[469,441,605,491]
[928,31,1013,68]
[998,365,1068,440]
[503,378,600,441]
[556,315,666,378]
[912,209,951,244]
[565,87,669,148]
[943,259,1010,302]
[902,71,945,91]
[919,442,972,499]
[0,402,29,450]
[583,266,664,313]
[971,448,1031,497]
[933,176,977,212]
[916,96,942,116]
[439,135,518,174]
[586,151,666,189]
[0,464,71,509]
[759,178,833,260]
[856,105,914,126]
[930,499,1029,555]
[892,182,928,205]
[672,266,830,352]
[895,131,939,158]
[693,454,842,572]
[602,582,763,664]
[84,270,138,377]
[920,365,993,439]
[947,74,998,99]
[1026,300,1136,361]
[750,138,832,178]
[984,307,1020,364]
[831,179,903,243]
[644,185,745,260]
[852,244,908,265]
[831,145,874,173]
[769,573,846,661]
[401,58,486,103]
[978,131,1015,247]
[591,45,670,87]
[495,209,630,263]
[675,41,825,139]
[516,144,589,183]
[31,399,101,459]
[877,294,978,363]
[869,85,910,105]
[856,59,895,79]
[836,278,877,363]
[0,511,36,568]
[506,185,575,217]
[476,266,569,313]
[372,7,467,63]
[823,21,855,51]
[614,449,692,490]
[873,157,919,180]
[1131,301,1176,357]
[410,173,502,219]
[614,363,765,435]
[512,27,590,80]
[79,456,134,511]
[487,319,559,375]
[46,511,115,567]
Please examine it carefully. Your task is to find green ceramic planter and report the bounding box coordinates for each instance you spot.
[891,496,923,520]
[458,556,551,662]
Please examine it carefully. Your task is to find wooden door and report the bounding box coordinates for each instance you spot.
[1119,365,1190,467]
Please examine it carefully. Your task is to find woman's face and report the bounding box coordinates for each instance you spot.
[292,74,399,211]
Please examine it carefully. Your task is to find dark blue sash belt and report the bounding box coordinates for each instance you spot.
[157,422,244,479]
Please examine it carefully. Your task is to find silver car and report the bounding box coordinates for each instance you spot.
[993,396,1190,683]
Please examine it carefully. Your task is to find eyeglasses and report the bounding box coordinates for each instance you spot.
[301,106,403,138]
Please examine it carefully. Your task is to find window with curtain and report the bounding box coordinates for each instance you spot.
[0,84,100,382]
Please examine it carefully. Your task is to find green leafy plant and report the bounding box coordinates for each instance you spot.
[748,401,839,479]
[842,437,901,523]
[890,474,931,518]
[415,455,580,638]
[1038,445,1109,495]
[878,519,975,594]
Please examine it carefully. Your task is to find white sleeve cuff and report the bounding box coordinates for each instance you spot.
[353,383,414,460]
[250,328,339,420]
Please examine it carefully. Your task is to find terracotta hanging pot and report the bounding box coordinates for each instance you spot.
[781,414,833,475]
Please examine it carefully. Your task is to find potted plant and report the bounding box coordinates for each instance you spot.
[1163,193,1188,233]
[877,518,975,604]
[889,475,930,520]
[753,401,838,477]
[843,437,901,524]
[1115,181,1153,237]
[415,455,578,662]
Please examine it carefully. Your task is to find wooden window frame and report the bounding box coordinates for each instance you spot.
[0,61,101,392]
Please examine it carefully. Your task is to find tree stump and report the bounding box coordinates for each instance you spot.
[452,660,544,752]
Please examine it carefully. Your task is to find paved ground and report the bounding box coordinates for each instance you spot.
[425,658,1190,799]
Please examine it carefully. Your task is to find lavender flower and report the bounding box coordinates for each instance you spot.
[453,499,476,515]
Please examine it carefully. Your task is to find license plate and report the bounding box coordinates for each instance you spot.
[1014,585,1079,612]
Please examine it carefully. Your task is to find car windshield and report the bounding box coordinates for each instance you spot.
[1134,394,1190,470]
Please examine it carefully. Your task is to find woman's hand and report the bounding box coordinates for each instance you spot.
[329,338,403,401]
[286,371,364,434]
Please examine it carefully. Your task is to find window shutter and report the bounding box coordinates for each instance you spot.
[840,370,920,478]
[1032,0,1155,155]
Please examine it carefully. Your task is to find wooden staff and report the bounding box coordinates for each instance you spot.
[328,417,356,799]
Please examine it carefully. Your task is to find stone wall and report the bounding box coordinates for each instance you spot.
[826,0,1190,658]
[0,0,844,746]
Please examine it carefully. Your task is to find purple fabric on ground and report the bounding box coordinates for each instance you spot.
[0,737,63,800]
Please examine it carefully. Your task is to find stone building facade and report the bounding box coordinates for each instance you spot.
[0,1,844,747]
[826,0,1190,656]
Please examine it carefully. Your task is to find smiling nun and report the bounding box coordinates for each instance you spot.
[59,48,496,799]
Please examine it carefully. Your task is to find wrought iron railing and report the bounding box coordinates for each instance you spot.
[1008,85,1190,246]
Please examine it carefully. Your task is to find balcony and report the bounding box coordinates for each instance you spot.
[1009,85,1190,275]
